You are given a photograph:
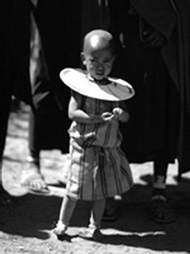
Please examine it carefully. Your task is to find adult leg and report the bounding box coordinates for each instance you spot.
[21,10,52,193]
[150,153,175,223]
[153,153,168,197]
[150,74,179,224]
[0,34,15,205]
[0,98,12,205]
[21,108,48,193]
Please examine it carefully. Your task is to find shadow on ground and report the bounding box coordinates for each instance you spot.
[0,175,190,253]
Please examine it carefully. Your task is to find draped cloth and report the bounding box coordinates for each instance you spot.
[131,0,190,110]
[28,0,83,152]
[0,0,31,103]
[129,0,190,173]
[30,10,50,106]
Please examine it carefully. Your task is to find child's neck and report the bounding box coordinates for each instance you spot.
[87,74,110,85]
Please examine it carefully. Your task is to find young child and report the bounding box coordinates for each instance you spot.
[53,29,135,239]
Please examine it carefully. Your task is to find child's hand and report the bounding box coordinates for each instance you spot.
[143,26,166,48]
[101,112,114,122]
[112,107,130,122]
[112,107,123,119]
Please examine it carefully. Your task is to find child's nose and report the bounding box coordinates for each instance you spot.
[97,63,104,70]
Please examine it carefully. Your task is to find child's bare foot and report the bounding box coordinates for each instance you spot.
[79,227,102,240]
[53,221,67,236]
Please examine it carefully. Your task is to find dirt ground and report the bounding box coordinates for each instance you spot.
[1,101,190,254]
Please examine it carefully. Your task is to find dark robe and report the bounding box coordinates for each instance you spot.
[0,0,31,103]
[109,0,190,174]
[0,0,31,158]
[28,1,83,152]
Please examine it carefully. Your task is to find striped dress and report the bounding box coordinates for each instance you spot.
[66,93,133,200]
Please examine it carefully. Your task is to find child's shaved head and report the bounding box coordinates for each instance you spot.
[81,30,115,81]
[83,29,114,54]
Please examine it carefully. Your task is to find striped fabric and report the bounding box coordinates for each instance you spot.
[66,94,133,200]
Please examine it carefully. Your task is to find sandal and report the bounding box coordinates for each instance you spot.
[21,169,49,195]
[149,195,175,224]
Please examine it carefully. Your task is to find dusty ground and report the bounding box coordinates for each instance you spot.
[1,101,190,254]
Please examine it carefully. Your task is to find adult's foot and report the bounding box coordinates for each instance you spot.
[149,195,175,224]
[21,158,49,195]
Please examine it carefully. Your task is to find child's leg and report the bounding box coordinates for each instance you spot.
[54,195,77,236]
[78,199,105,240]
[58,195,77,225]
[89,198,106,229]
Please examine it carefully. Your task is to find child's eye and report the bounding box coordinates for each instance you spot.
[104,59,112,64]
[90,59,96,64]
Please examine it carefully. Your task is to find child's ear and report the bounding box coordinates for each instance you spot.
[80,52,86,66]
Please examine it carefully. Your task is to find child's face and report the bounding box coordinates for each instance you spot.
[82,47,115,81]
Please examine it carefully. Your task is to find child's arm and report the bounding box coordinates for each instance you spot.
[68,92,113,124]
[112,101,130,123]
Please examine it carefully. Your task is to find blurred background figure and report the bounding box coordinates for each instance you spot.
[109,0,190,223]
[0,0,31,205]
